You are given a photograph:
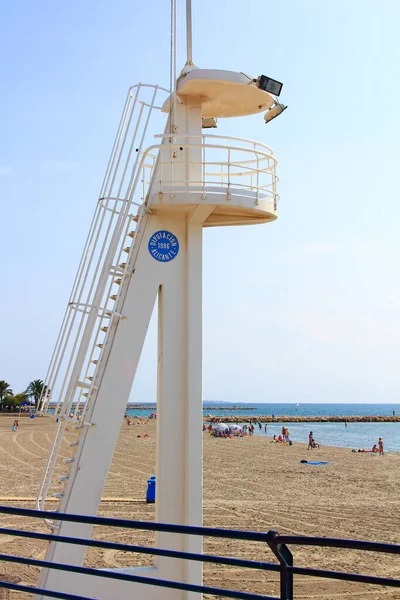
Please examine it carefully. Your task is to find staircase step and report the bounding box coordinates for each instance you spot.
[77,381,90,390]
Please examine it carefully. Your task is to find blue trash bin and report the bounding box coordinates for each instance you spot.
[146,476,156,503]
[30,414,35,419]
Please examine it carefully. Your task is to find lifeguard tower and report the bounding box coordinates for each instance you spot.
[36,1,285,598]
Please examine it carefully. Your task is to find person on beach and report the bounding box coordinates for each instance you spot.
[353,445,378,453]
[378,437,384,455]
[264,424,267,433]
[308,431,313,450]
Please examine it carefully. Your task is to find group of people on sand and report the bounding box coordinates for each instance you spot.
[271,426,292,445]
[206,423,246,438]
[353,437,384,455]
[244,423,255,436]
[211,429,245,438]
[125,414,155,438]
[307,431,321,449]
[124,414,151,427]
[271,427,292,445]
[124,415,151,438]
[205,422,298,444]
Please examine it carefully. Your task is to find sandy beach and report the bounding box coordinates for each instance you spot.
[0,416,399,599]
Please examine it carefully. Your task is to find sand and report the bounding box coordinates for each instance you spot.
[0,416,399,599]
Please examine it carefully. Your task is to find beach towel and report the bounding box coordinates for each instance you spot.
[299,461,330,465]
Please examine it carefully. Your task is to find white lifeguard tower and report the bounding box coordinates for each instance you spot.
[36,2,285,598]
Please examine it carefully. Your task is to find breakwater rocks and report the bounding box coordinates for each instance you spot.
[203,415,400,424]
[203,407,256,411]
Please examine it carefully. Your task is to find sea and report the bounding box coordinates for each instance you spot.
[126,402,400,452]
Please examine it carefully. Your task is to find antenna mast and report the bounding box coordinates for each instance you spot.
[186,0,193,66]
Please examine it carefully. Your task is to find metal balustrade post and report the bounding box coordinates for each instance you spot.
[266,531,293,600]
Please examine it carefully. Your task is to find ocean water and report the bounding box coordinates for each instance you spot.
[126,403,400,452]
[251,421,400,452]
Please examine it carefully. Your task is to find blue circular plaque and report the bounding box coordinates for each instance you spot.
[148,230,179,262]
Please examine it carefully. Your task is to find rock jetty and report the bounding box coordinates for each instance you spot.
[203,406,255,411]
[203,415,400,423]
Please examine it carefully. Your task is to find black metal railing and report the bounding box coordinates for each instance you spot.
[0,505,399,599]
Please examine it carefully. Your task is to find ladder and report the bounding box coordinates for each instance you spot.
[37,84,169,523]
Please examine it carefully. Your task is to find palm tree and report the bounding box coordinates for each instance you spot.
[25,379,47,410]
[8,392,29,409]
[0,381,13,408]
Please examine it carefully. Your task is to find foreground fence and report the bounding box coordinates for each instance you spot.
[0,505,399,599]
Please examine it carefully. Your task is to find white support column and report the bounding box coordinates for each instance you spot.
[155,209,211,592]
[37,208,213,600]
[183,207,212,593]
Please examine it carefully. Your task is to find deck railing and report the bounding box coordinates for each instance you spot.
[0,506,399,600]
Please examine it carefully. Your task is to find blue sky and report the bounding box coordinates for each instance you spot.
[1,0,399,403]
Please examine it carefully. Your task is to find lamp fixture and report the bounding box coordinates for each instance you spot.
[256,75,283,97]
[202,117,217,129]
[264,102,287,124]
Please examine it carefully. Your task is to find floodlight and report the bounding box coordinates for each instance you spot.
[202,117,218,129]
[257,75,283,97]
[264,103,287,124]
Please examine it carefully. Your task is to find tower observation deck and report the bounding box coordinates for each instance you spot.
[155,67,279,227]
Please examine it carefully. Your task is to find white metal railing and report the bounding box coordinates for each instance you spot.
[151,132,278,208]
